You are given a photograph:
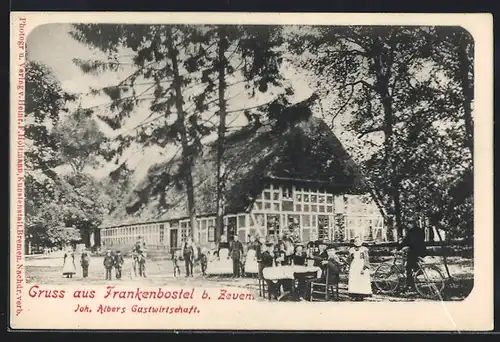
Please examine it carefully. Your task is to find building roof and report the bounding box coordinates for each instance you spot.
[101,115,368,228]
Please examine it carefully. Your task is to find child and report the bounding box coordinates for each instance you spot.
[114,250,124,280]
[103,250,114,281]
[199,248,208,276]
[80,249,90,279]
[347,236,372,301]
[172,250,182,277]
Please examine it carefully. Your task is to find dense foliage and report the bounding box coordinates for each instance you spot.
[25,25,474,247]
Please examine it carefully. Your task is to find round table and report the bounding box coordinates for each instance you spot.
[262,265,322,301]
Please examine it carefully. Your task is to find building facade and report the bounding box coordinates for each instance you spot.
[101,182,389,250]
[100,115,395,251]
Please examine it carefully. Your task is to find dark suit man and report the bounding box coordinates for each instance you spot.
[230,236,244,278]
[400,222,426,290]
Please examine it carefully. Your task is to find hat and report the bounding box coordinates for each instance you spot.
[265,242,274,247]
[316,240,328,247]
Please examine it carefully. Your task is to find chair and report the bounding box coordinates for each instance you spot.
[257,263,268,298]
[309,268,340,302]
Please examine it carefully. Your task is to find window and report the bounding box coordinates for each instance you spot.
[159,224,164,243]
[303,204,310,212]
[304,194,309,202]
[266,214,280,237]
[282,186,292,199]
[311,205,317,212]
[282,200,294,211]
[273,203,280,211]
[273,192,280,201]
[302,215,311,227]
[208,227,215,242]
[255,201,263,210]
[254,213,265,227]
[264,202,271,210]
[318,215,329,240]
[295,204,301,212]
[295,193,302,202]
[311,195,317,203]
[238,215,246,229]
[264,191,271,200]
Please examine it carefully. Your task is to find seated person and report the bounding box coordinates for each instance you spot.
[291,244,309,300]
[306,246,342,300]
[309,241,328,267]
[260,242,280,300]
[291,245,307,266]
[274,242,287,266]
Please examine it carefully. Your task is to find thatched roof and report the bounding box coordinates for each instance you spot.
[101,116,368,228]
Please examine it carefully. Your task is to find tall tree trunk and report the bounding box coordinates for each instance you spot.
[167,31,198,244]
[375,37,403,240]
[215,28,227,244]
[382,93,403,240]
[458,34,474,158]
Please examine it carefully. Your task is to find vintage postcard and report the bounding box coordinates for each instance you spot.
[9,12,493,331]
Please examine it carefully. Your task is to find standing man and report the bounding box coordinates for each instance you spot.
[400,221,427,292]
[230,235,244,278]
[80,248,90,279]
[103,250,114,281]
[182,237,195,277]
[114,250,124,280]
[132,237,148,278]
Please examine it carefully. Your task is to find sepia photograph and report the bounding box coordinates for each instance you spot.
[10,12,493,331]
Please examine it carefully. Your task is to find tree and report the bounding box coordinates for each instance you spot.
[70,24,216,243]
[52,107,108,173]
[24,61,115,247]
[288,26,473,241]
[427,27,474,157]
[289,26,433,238]
[24,61,76,177]
[186,25,286,242]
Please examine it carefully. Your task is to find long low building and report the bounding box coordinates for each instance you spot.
[99,115,395,251]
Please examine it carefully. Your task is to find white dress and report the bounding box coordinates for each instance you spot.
[62,252,77,275]
[244,249,259,274]
[347,246,372,295]
[206,248,232,275]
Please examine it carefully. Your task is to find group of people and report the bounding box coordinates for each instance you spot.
[62,247,92,279]
[252,235,373,301]
[61,239,148,280]
[216,222,427,301]
[59,222,427,301]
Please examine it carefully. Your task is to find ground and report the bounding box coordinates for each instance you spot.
[25,251,473,302]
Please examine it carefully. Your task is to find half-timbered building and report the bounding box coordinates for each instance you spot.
[99,115,394,251]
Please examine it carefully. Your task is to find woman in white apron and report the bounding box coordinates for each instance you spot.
[347,236,372,301]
